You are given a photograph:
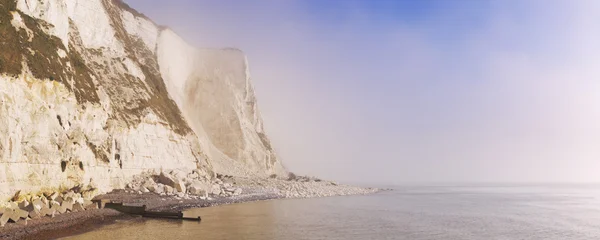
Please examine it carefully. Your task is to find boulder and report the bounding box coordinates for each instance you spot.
[62,199,74,212]
[188,182,208,197]
[32,199,45,211]
[14,208,29,220]
[18,200,29,209]
[174,180,186,193]
[158,172,187,193]
[164,185,174,194]
[41,206,57,217]
[210,185,221,195]
[233,188,243,196]
[41,197,50,207]
[158,172,177,186]
[3,209,18,224]
[50,201,61,209]
[0,211,10,227]
[49,201,60,216]
[151,184,165,194]
[64,191,75,199]
[147,184,157,192]
[28,209,41,219]
[142,179,156,190]
[73,203,85,212]
[58,205,68,214]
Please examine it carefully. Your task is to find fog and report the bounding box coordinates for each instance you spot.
[125,0,600,184]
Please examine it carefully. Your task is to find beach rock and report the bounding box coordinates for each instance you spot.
[3,209,17,223]
[158,172,187,193]
[41,197,50,207]
[18,200,29,209]
[27,206,41,219]
[158,172,177,186]
[73,203,86,212]
[50,201,61,215]
[50,201,61,208]
[152,184,165,194]
[165,185,174,194]
[57,205,68,214]
[211,184,221,195]
[14,208,29,220]
[142,179,157,190]
[188,182,209,197]
[64,191,75,199]
[146,184,158,193]
[233,188,243,196]
[62,199,74,212]
[41,206,57,217]
[174,180,187,193]
[32,199,45,211]
[0,211,10,227]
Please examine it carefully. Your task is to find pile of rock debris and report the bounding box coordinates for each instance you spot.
[123,170,243,200]
[0,188,98,227]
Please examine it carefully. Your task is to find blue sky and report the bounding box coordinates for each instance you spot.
[126,0,600,184]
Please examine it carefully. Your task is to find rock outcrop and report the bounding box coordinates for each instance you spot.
[0,0,285,201]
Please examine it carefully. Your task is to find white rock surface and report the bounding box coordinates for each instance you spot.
[0,0,286,201]
[157,34,286,177]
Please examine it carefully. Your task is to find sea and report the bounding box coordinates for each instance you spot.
[64,184,600,240]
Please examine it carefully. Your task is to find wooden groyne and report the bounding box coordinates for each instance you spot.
[93,200,201,222]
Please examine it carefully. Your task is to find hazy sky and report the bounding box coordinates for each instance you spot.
[125,0,600,184]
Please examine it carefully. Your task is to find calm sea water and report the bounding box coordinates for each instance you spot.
[65,184,600,240]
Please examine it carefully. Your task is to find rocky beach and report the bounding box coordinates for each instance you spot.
[0,169,379,240]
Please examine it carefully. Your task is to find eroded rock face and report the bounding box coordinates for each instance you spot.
[0,0,285,200]
[158,31,286,177]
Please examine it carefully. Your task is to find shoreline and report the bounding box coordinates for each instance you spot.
[0,177,381,240]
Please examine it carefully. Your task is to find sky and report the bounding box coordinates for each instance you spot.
[125,0,600,184]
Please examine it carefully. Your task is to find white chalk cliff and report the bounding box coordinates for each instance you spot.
[0,0,286,200]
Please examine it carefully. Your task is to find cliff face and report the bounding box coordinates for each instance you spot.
[0,0,285,200]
